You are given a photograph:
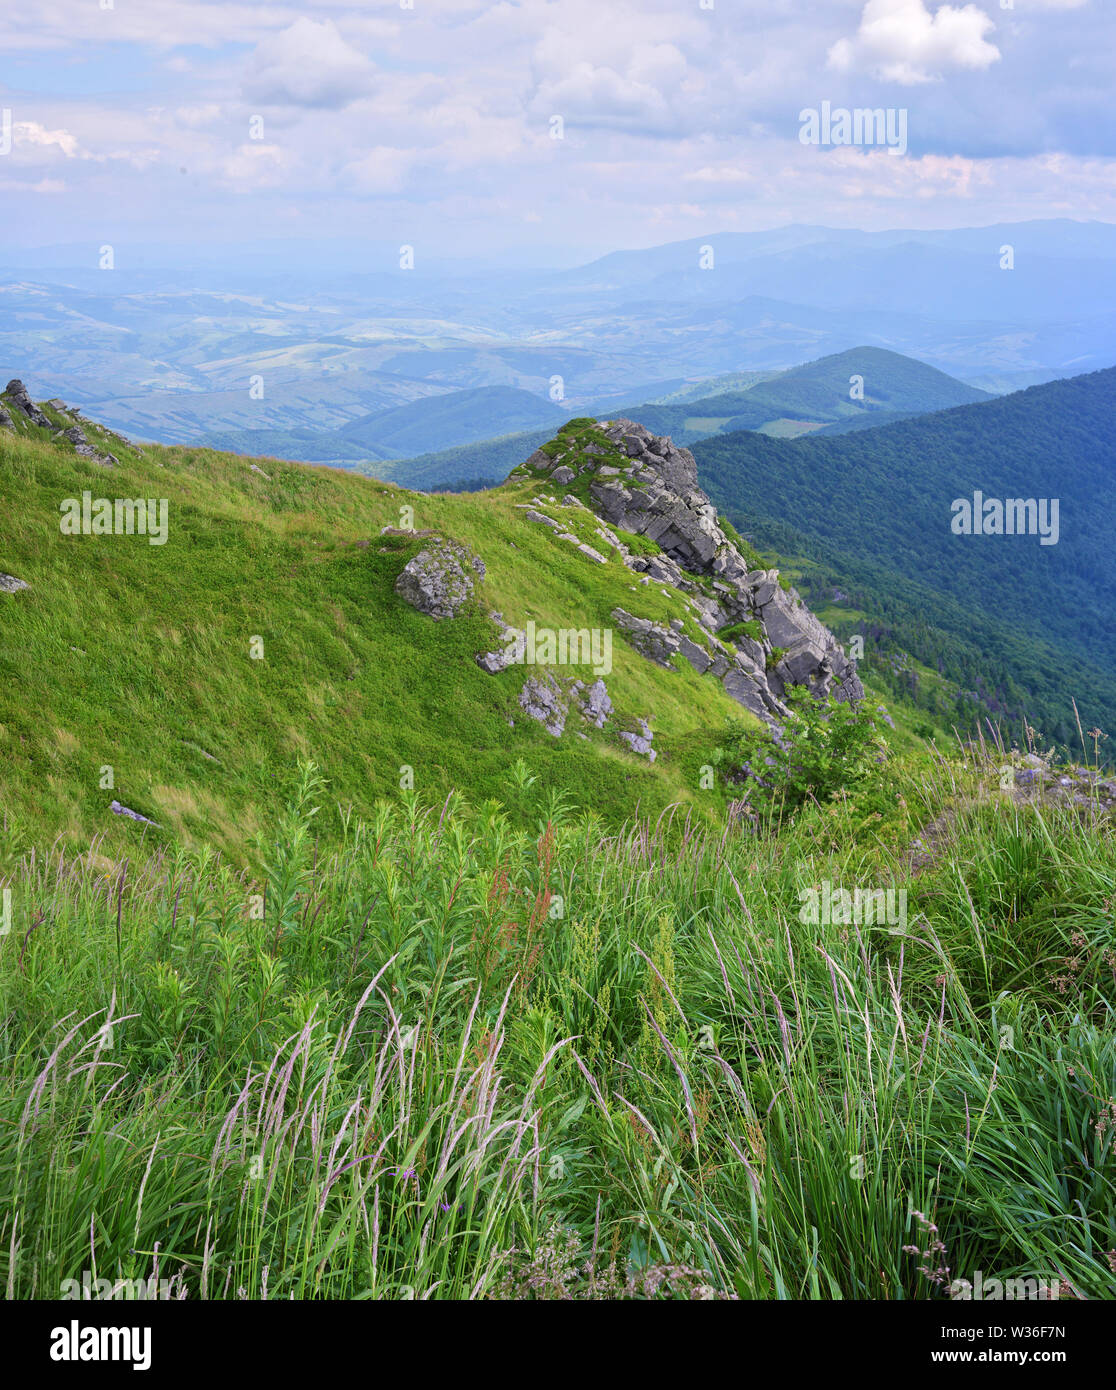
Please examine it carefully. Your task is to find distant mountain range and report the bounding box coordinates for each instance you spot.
[377,348,995,487]
[2,219,1114,456]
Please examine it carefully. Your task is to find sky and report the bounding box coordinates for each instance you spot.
[1,0,1114,269]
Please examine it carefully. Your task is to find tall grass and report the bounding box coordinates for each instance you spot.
[1,753,1113,1299]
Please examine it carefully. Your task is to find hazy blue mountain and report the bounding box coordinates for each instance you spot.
[338,385,566,458]
[615,348,992,444]
[3,221,1114,453]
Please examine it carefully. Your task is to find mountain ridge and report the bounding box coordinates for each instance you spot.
[0,378,877,857]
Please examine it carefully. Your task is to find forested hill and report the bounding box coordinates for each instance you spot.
[693,367,1116,745]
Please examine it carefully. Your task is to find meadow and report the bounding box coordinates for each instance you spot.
[2,744,1113,1301]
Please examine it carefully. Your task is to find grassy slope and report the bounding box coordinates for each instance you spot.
[0,410,775,862]
[1,398,1113,1305]
[1,748,1113,1300]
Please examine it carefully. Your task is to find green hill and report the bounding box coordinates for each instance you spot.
[1,387,837,859]
[368,426,555,491]
[693,367,1116,745]
[340,385,567,459]
[3,382,1116,1308]
[381,349,992,487]
[627,347,992,444]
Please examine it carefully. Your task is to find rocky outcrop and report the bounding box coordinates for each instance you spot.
[60,423,117,467]
[5,379,50,429]
[0,574,30,594]
[518,674,615,738]
[2,380,120,465]
[618,717,656,762]
[522,417,863,725]
[476,611,521,673]
[394,537,485,620]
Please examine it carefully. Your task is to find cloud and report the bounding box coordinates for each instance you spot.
[340,145,414,194]
[829,0,1001,84]
[13,121,84,159]
[222,142,288,190]
[243,18,375,109]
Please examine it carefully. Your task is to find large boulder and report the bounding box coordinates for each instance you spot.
[4,380,50,429]
[394,538,485,620]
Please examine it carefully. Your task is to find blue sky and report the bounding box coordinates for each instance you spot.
[1,0,1113,267]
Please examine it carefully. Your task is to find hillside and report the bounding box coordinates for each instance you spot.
[3,379,1116,1309]
[380,348,990,489]
[693,367,1116,745]
[618,348,991,445]
[339,384,568,458]
[0,382,866,859]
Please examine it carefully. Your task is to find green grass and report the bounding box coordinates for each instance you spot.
[4,395,1113,1302]
[1,749,1113,1300]
[0,416,763,862]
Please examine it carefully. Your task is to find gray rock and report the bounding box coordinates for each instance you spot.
[0,574,30,594]
[571,677,613,728]
[611,608,681,667]
[508,413,864,727]
[394,538,485,620]
[475,612,522,673]
[4,379,51,429]
[575,542,608,564]
[678,635,712,674]
[551,466,576,485]
[519,674,568,737]
[0,406,14,432]
[722,669,770,720]
[619,719,656,761]
[110,800,161,828]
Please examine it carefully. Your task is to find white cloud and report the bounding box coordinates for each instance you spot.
[222,142,288,190]
[341,146,413,194]
[13,121,84,159]
[243,18,376,109]
[829,0,1001,84]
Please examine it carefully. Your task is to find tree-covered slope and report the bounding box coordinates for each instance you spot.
[379,348,994,486]
[619,347,992,444]
[693,367,1116,743]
